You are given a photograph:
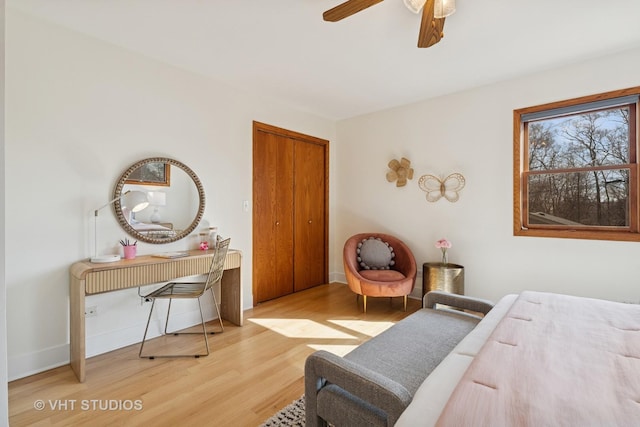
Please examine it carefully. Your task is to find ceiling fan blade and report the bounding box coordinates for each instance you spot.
[418,0,446,48]
[323,0,384,22]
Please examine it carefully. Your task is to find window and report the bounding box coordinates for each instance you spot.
[514,87,640,241]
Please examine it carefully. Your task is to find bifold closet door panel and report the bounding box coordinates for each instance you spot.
[293,140,327,292]
[253,131,294,303]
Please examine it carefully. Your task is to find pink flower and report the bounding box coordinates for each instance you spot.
[435,238,452,264]
[435,239,452,249]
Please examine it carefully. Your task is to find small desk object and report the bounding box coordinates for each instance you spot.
[69,249,242,382]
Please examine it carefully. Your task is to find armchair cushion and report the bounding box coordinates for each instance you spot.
[359,270,406,282]
[357,237,395,270]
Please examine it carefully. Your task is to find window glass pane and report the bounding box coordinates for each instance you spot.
[528,107,630,171]
[527,169,629,227]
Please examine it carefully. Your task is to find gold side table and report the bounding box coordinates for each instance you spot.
[422,262,464,307]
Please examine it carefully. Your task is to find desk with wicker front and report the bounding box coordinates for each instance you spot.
[69,249,242,382]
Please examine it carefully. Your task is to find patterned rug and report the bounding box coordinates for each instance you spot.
[260,396,305,427]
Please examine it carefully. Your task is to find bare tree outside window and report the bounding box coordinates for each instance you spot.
[526,108,630,227]
[514,87,639,241]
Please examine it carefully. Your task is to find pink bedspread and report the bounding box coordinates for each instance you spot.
[436,291,640,426]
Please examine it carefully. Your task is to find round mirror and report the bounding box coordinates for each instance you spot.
[113,157,206,244]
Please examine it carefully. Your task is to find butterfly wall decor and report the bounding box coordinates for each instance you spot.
[418,173,466,202]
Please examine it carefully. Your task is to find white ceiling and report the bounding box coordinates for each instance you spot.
[9,0,640,120]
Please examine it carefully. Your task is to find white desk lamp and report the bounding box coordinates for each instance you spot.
[91,190,149,263]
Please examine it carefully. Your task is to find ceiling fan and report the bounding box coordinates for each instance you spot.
[323,0,456,48]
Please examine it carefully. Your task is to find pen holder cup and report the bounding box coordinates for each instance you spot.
[123,245,137,260]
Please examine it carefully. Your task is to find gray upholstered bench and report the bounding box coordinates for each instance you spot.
[305,291,494,427]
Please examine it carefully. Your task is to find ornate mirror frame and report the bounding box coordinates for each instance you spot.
[113,157,206,244]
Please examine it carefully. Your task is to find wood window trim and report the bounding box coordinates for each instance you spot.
[514,86,640,242]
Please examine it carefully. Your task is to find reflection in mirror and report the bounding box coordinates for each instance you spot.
[113,158,205,244]
[125,161,170,186]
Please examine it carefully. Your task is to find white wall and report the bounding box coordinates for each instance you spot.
[0,0,8,422]
[335,47,640,304]
[5,8,336,380]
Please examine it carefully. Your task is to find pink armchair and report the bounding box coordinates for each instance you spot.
[343,233,417,312]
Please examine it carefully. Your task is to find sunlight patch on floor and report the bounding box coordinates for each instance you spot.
[328,319,396,337]
[307,344,359,357]
[249,318,357,339]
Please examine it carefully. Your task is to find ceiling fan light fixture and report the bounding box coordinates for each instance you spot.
[403,0,427,14]
[433,0,456,18]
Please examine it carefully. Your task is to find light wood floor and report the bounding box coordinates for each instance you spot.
[9,283,421,426]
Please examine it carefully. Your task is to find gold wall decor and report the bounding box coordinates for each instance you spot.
[386,157,414,187]
[418,172,466,202]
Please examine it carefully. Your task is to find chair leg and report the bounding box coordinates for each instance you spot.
[209,287,224,332]
[197,298,211,356]
[138,299,156,358]
[164,298,174,335]
[403,295,408,311]
[363,295,367,313]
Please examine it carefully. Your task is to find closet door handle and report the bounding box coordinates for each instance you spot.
[308,220,312,224]
[275,221,280,226]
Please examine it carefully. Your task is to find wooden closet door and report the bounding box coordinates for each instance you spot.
[253,131,294,303]
[293,140,327,292]
[253,121,329,305]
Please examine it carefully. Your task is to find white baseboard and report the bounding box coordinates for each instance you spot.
[8,307,220,381]
[330,272,346,284]
[8,344,69,382]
